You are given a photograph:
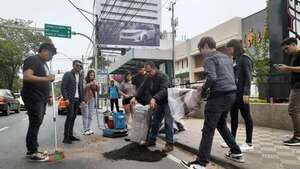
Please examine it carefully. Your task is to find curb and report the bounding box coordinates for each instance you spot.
[159,135,243,169]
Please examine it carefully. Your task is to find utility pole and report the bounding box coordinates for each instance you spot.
[169,1,176,85]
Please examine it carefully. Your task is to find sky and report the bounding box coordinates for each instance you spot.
[0,0,266,72]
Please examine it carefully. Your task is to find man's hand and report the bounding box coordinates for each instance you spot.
[150,98,157,109]
[80,101,86,108]
[46,74,55,82]
[243,95,250,104]
[65,99,70,106]
[47,97,53,106]
[277,64,290,72]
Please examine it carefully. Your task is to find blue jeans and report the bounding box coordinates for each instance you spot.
[148,103,174,144]
[82,97,95,131]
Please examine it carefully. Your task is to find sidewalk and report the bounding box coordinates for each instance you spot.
[160,118,300,169]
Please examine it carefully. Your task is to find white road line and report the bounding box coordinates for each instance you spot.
[22,117,29,121]
[0,126,9,132]
[167,154,181,164]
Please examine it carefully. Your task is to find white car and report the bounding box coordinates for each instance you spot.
[119,25,157,44]
[14,93,25,111]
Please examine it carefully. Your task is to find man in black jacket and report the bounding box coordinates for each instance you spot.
[143,61,174,152]
[22,43,56,162]
[61,60,85,144]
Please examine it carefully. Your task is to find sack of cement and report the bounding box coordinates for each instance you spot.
[130,104,151,144]
[168,88,203,120]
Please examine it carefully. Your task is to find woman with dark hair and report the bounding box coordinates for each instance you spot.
[82,70,99,135]
[221,39,254,152]
[119,72,136,125]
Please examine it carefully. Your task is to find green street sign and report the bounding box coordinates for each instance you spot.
[44,24,71,38]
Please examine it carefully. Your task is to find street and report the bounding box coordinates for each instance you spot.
[0,107,223,169]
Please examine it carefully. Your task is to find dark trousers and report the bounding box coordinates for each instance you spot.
[24,99,46,153]
[197,93,241,166]
[64,100,80,139]
[110,98,119,112]
[230,93,253,143]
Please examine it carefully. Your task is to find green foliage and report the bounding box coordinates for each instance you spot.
[0,18,51,92]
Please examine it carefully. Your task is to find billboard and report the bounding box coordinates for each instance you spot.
[95,0,161,48]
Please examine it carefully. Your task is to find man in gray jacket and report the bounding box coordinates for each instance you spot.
[181,37,243,169]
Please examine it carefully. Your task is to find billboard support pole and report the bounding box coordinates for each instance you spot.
[170,1,176,85]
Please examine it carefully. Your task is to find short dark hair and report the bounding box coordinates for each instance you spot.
[73,60,82,66]
[198,36,216,49]
[136,62,144,69]
[38,43,56,54]
[226,39,245,57]
[281,37,298,46]
[144,61,157,69]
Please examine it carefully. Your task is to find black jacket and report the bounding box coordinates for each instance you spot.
[137,71,169,105]
[61,70,84,102]
[234,54,253,96]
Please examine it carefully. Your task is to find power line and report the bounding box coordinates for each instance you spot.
[66,0,94,26]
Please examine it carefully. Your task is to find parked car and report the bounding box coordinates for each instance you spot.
[119,24,158,44]
[57,96,81,115]
[14,93,26,111]
[0,89,20,116]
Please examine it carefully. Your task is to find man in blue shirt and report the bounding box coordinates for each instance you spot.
[108,80,120,112]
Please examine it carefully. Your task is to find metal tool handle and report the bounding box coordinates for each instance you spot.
[50,61,58,150]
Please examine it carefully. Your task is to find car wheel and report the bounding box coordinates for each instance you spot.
[3,105,9,116]
[15,105,20,113]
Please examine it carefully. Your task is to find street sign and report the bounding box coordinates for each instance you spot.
[44,24,71,38]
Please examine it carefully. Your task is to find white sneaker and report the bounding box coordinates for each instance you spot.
[240,143,254,152]
[83,131,90,135]
[88,130,94,135]
[220,142,229,148]
[180,160,205,169]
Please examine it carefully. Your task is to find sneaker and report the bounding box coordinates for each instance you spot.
[283,137,300,146]
[26,150,48,158]
[180,160,206,169]
[28,152,49,162]
[240,143,254,152]
[88,130,94,135]
[220,142,229,148]
[83,131,90,135]
[162,143,174,153]
[70,136,80,141]
[225,151,245,163]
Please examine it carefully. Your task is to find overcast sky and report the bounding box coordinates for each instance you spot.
[0,0,266,72]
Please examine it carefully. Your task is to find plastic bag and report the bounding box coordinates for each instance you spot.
[130,104,151,144]
[168,88,203,120]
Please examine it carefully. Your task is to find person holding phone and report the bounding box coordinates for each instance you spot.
[277,37,300,146]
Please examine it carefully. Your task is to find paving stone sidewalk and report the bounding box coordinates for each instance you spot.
[160,118,300,169]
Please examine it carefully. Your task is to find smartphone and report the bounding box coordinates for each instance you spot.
[273,64,283,70]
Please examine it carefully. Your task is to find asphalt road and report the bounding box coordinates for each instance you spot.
[0,107,196,169]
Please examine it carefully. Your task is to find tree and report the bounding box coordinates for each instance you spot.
[0,18,51,92]
[246,28,270,84]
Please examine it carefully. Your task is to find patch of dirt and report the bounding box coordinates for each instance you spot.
[103,143,167,162]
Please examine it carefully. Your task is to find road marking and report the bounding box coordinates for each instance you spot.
[22,117,28,121]
[167,154,181,164]
[0,126,9,132]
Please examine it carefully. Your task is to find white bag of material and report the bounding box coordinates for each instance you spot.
[168,88,203,120]
[130,104,151,144]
